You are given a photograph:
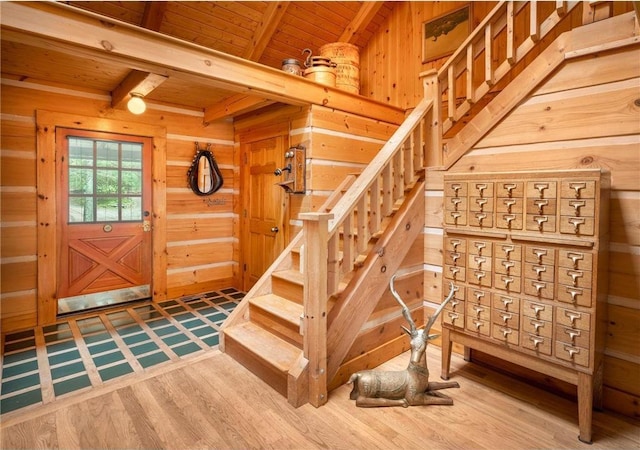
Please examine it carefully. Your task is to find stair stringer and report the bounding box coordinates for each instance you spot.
[443,11,639,169]
[325,177,426,383]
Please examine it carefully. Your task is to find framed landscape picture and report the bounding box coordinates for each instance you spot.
[422,5,471,63]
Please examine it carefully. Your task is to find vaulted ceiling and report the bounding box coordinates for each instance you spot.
[1,1,397,121]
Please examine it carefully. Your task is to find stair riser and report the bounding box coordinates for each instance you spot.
[223,334,289,398]
[272,277,303,303]
[250,306,303,348]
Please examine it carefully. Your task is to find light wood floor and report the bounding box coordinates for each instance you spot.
[1,346,638,449]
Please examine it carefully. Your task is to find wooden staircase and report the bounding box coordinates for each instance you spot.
[221,1,637,408]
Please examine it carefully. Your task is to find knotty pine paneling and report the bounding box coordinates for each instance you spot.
[428,41,640,419]
[0,82,237,332]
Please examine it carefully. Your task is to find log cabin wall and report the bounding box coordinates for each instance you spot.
[0,81,237,332]
[359,1,639,419]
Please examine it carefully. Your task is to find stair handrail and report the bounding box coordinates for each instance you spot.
[299,81,436,406]
[433,1,581,167]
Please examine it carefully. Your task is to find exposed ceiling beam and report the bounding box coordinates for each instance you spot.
[204,95,276,124]
[338,2,384,43]
[141,1,167,31]
[111,69,168,109]
[243,1,290,61]
[0,2,404,124]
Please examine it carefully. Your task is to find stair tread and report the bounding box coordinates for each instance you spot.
[224,322,300,372]
[250,293,303,324]
[272,269,304,285]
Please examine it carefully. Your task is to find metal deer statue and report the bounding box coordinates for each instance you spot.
[348,276,459,407]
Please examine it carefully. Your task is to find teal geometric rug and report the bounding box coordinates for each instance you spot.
[1,288,243,416]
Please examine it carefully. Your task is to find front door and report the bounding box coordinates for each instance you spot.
[243,136,286,290]
[57,128,153,314]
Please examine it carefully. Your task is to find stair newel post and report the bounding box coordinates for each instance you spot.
[300,211,334,407]
[421,69,442,167]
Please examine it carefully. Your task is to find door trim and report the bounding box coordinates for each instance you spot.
[36,110,167,325]
[239,128,290,292]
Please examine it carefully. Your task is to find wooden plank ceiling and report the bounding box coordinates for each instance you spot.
[1,1,395,120]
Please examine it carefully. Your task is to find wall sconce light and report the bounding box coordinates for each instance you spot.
[127,93,146,115]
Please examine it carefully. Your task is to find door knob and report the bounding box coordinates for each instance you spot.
[271,227,279,233]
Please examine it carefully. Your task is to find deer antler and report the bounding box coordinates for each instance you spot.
[424,282,455,334]
[390,273,417,334]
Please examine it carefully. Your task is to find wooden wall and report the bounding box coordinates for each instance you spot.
[0,80,237,332]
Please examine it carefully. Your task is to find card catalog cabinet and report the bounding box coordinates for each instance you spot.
[440,169,609,444]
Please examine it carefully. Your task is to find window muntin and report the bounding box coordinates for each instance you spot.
[67,137,143,223]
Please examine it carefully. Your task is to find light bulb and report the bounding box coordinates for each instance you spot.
[127,93,146,114]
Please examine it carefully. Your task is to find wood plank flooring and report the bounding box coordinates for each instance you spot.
[2,345,638,449]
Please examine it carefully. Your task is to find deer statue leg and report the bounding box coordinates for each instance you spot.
[412,391,455,406]
[356,397,409,408]
[427,380,460,391]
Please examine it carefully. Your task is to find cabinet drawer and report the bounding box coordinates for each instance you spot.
[555,342,589,367]
[497,181,524,198]
[445,237,466,253]
[468,254,492,271]
[445,181,468,197]
[495,258,521,276]
[470,196,494,212]
[470,181,493,198]
[496,213,523,230]
[467,287,491,306]
[556,325,590,348]
[450,283,466,301]
[525,246,555,265]
[468,269,492,287]
[466,318,490,336]
[527,197,557,215]
[524,262,554,282]
[444,264,466,282]
[445,298,465,313]
[522,333,552,355]
[493,273,521,293]
[497,197,523,214]
[467,302,491,321]
[526,214,557,233]
[443,310,464,328]
[523,299,553,321]
[522,317,553,338]
[561,180,596,199]
[469,211,494,228]
[496,243,522,261]
[524,278,555,300]
[445,195,468,212]
[492,325,519,345]
[527,181,557,199]
[556,307,591,330]
[492,309,519,330]
[493,294,520,313]
[469,240,493,257]
[559,250,593,271]
[445,210,467,226]
[558,268,592,289]
[557,285,592,307]
[560,199,595,217]
[445,250,465,266]
[560,216,595,236]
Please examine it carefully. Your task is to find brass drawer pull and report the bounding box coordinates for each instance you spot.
[568,217,585,233]
[565,311,582,325]
[531,336,544,347]
[534,183,549,197]
[534,215,548,230]
[567,252,584,268]
[474,241,487,252]
[566,287,583,302]
[450,239,461,250]
[565,345,580,358]
[501,328,513,337]
[504,214,516,226]
[503,199,516,211]
[568,270,584,286]
[533,199,549,213]
[473,291,485,301]
[531,304,545,316]
[500,297,513,307]
[475,213,487,224]
[474,256,486,267]
[475,183,488,197]
[532,281,546,294]
[473,320,484,330]
[476,198,488,208]
[450,252,461,263]
[532,265,546,278]
[569,182,586,198]
[473,305,484,317]
[451,183,462,196]
[502,260,515,272]
[502,276,514,288]
[566,329,581,341]
[532,248,547,261]
[475,271,486,282]
[448,312,459,324]
[451,197,463,209]
[531,320,544,332]
[569,200,586,215]
[503,183,517,196]
[450,299,460,308]
[502,245,515,257]
[500,312,513,324]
